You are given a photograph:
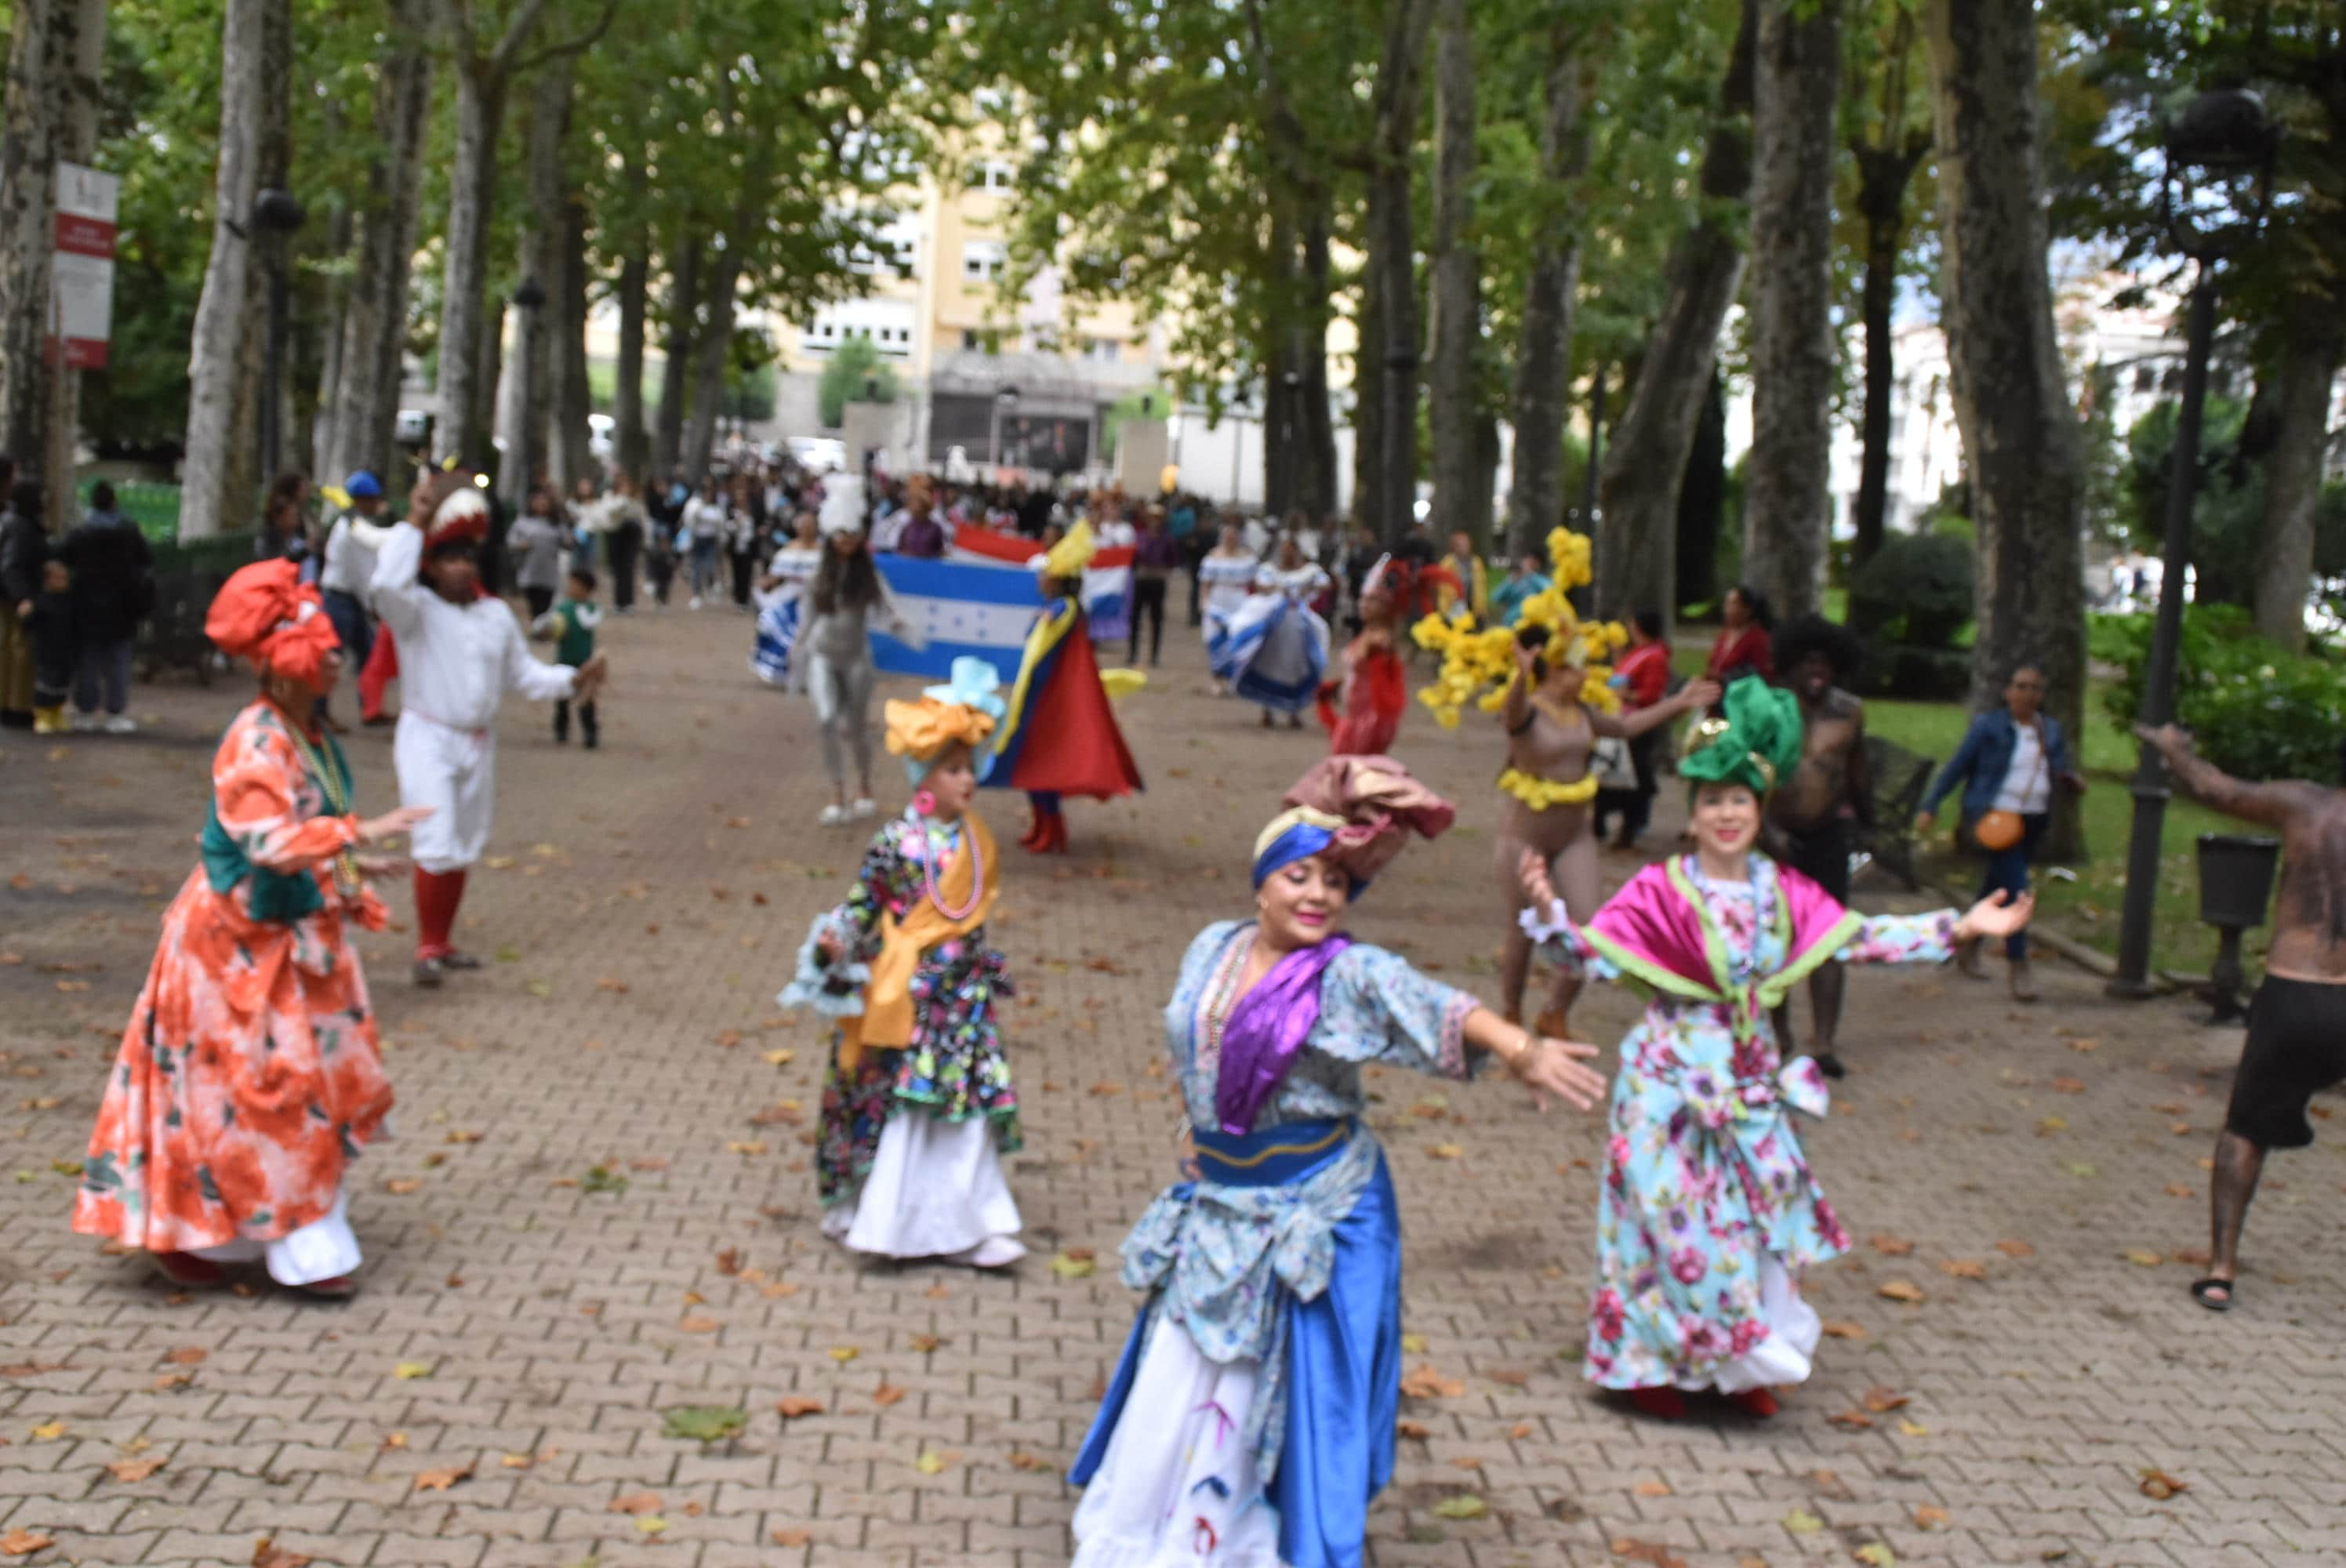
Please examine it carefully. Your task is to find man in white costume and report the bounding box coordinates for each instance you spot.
[370,470,608,986]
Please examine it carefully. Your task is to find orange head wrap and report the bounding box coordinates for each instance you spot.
[205,559,340,685]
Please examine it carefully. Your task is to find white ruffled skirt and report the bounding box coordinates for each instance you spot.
[823,1112,1025,1265]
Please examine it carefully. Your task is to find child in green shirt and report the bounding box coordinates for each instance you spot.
[532,568,605,748]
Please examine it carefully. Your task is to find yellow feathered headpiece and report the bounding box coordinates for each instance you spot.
[1041,519,1097,581]
[1412,524,1627,729]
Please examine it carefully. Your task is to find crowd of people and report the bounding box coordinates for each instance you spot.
[0,456,158,735]
[39,440,2346,1568]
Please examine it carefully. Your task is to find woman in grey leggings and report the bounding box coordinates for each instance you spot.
[797,481,915,826]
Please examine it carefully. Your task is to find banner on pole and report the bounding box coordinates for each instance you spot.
[50,162,118,369]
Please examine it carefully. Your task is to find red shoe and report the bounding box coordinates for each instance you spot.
[1625,1386,1687,1420]
[1727,1387,1779,1419]
[1018,816,1046,850]
[297,1275,359,1299]
[153,1251,227,1289]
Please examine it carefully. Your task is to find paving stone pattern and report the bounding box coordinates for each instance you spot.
[1,604,2341,1567]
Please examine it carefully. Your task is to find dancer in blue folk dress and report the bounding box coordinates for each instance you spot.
[1518,677,2034,1417]
[1069,755,1608,1568]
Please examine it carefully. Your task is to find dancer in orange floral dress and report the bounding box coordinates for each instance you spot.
[72,560,430,1296]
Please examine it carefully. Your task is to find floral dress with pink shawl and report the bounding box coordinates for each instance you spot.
[1526,853,1952,1393]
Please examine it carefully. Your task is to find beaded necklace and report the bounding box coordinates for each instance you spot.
[1195,925,1258,1081]
[916,813,986,921]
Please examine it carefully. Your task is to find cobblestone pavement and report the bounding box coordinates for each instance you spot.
[2,601,2341,1568]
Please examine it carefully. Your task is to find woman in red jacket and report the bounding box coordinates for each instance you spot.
[1704,584,1774,687]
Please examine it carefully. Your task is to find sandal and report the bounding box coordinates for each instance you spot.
[2190,1276,2235,1312]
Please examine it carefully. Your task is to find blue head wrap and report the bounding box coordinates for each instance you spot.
[1251,805,1353,891]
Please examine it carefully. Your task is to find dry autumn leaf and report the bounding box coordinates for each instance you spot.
[908,1334,942,1353]
[1877,1279,1926,1304]
[1869,1234,1915,1257]
[1995,1239,2036,1258]
[1399,1364,1465,1399]
[1937,1258,1987,1279]
[871,1385,907,1407]
[0,1532,51,1560]
[677,1316,721,1334]
[772,1528,812,1547]
[2140,1468,2189,1501]
[1396,1418,1431,1439]
[1828,1410,1876,1430]
[250,1541,310,1568]
[1914,1504,1951,1530]
[1632,1479,1672,1497]
[913,1451,947,1475]
[413,1465,473,1494]
[165,1346,207,1366]
[1007,1451,1053,1472]
[1819,1319,1867,1340]
[608,1492,663,1515]
[776,1396,825,1419]
[1862,1386,1911,1414]
[106,1455,165,1483]
[1610,1538,1689,1568]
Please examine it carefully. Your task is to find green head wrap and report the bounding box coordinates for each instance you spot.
[1680,676,1803,797]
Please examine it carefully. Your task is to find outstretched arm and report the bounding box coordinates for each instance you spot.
[2140,724,2314,831]
[1590,678,1719,739]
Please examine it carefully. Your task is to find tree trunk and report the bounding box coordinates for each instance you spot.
[549,193,594,487]
[502,56,572,508]
[615,230,649,478]
[1263,317,1295,521]
[1675,367,1730,610]
[1352,273,1383,531]
[652,238,703,480]
[2252,310,2341,652]
[1296,205,1338,522]
[1739,0,1841,622]
[329,11,430,488]
[1850,153,1908,567]
[0,0,100,525]
[1426,0,1481,550]
[1503,27,1591,558]
[310,201,353,482]
[434,58,508,466]
[1364,0,1436,546]
[176,0,267,537]
[682,234,746,480]
[1923,0,2087,848]
[1593,0,1756,626]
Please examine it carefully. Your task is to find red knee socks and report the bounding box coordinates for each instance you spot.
[414,867,467,960]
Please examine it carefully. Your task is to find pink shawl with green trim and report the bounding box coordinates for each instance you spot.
[1582,857,1861,1018]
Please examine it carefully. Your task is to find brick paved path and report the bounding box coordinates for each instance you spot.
[2,603,2341,1568]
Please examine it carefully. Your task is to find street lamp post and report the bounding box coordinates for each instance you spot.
[251,188,306,481]
[2109,89,2278,998]
[503,275,547,508]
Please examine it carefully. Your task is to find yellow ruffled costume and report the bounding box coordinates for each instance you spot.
[1413,524,1627,729]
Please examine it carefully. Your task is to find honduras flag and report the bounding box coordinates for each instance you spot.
[750,591,800,687]
[872,555,1055,688]
[947,523,1135,646]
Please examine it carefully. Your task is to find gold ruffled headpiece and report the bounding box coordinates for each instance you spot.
[884,658,1007,783]
[1412,524,1625,728]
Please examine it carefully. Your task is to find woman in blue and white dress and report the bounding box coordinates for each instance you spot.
[1070,756,1606,1568]
[750,507,822,687]
[1198,521,1260,694]
[1210,535,1331,729]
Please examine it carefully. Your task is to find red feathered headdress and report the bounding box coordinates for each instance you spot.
[205,559,340,684]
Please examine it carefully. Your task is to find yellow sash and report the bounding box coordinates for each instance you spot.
[837,813,999,1070]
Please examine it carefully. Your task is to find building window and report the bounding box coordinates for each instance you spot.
[961,240,1007,283]
[977,159,1015,194]
[1084,336,1121,363]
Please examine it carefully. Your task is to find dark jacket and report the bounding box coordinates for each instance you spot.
[0,506,45,607]
[1923,707,2075,824]
[59,510,153,642]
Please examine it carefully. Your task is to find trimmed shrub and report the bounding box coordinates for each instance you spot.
[1848,531,1975,650]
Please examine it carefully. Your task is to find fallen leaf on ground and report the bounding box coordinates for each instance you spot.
[1995,1239,2035,1258]
[2124,1249,2163,1268]
[1937,1258,1986,1279]
[1914,1504,1951,1530]
[661,1405,747,1442]
[2052,1076,2085,1094]
[871,1385,907,1407]
[1396,1419,1432,1439]
[393,1361,432,1380]
[1828,1410,1875,1430]
[1854,1544,1898,1566]
[1869,1234,1914,1257]
[1509,1421,1533,1439]
[1898,1418,1930,1436]
[1007,1451,1053,1471]
[1610,1539,1688,1568]
[677,1316,721,1334]
[1400,1332,1427,1353]
[914,1450,948,1475]
[634,1515,668,1535]
[2163,1183,2194,1199]
[1784,1508,1825,1534]
[2140,1468,2188,1501]
[1399,1364,1465,1399]
[383,1178,423,1196]
[762,1048,794,1066]
[1820,1319,1867,1339]
[414,1464,473,1493]
[776,1396,825,1419]
[250,1541,310,1568]
[1051,1251,1096,1280]
[1426,1143,1464,1160]
[0,1532,51,1559]
[829,1345,860,1363]
[1862,1386,1911,1413]
[1877,1279,1926,1303]
[908,1334,942,1353]
[106,1455,165,1483]
[1632,1479,1672,1497]
[772,1528,812,1547]
[608,1492,662,1514]
[165,1346,207,1366]
[1431,1494,1487,1520]
[27,1421,64,1442]
[714,1248,741,1276]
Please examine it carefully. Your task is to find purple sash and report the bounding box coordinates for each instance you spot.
[1213,933,1355,1135]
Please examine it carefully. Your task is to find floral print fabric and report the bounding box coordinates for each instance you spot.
[1530,855,1952,1391]
[797,813,1021,1207]
[73,702,394,1254]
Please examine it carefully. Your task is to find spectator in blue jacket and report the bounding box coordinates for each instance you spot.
[1916,665,2088,1000]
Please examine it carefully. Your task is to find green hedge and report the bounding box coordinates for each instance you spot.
[2097,605,2346,782]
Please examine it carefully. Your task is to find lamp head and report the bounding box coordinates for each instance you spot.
[510,276,548,311]
[252,188,305,233]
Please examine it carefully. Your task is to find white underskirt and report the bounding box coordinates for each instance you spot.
[1683,1251,1821,1393]
[1072,1320,1287,1568]
[192,1188,360,1287]
[827,1112,1025,1264]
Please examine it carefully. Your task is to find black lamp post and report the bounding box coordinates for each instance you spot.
[2109,89,2279,998]
[251,187,305,481]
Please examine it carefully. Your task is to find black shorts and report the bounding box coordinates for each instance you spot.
[1777,817,1851,905]
[2225,976,2346,1149]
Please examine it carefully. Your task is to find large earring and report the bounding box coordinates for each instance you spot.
[910,788,936,817]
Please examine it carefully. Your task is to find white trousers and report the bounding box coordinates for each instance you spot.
[193,1189,360,1287]
[824,1112,1023,1262]
[394,712,496,873]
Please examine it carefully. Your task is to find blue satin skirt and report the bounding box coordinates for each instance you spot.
[1072,1122,1404,1568]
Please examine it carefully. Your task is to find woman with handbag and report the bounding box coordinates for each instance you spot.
[1916,666,2087,1000]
